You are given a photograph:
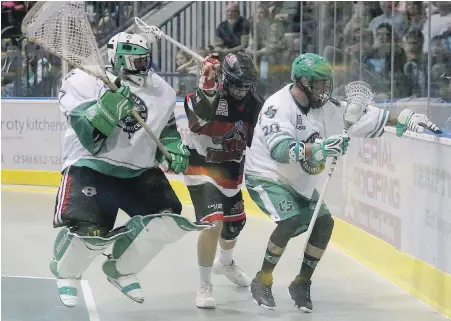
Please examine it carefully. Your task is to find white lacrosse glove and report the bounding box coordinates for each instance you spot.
[311,134,350,162]
[396,109,442,137]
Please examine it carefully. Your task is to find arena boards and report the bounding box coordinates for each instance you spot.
[2,97,450,317]
[2,166,450,318]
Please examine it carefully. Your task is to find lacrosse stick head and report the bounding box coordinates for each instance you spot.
[343,81,374,130]
[134,17,163,44]
[21,1,109,84]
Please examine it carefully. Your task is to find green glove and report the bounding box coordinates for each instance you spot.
[86,86,134,136]
[311,134,350,162]
[156,128,190,174]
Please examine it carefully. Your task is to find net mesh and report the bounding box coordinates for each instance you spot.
[343,81,375,127]
[21,1,105,78]
[345,81,375,107]
[134,17,163,43]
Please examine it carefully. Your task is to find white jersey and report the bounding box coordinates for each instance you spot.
[59,68,176,177]
[245,84,389,199]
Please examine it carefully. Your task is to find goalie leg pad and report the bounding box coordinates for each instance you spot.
[50,226,130,279]
[49,226,130,307]
[103,213,210,278]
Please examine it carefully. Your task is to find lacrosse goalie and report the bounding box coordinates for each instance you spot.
[50,31,208,308]
[244,53,442,312]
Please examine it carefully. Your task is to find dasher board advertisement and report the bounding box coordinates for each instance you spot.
[327,132,451,274]
[2,99,450,274]
[1,99,67,171]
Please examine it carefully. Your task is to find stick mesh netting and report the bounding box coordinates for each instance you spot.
[22,1,105,78]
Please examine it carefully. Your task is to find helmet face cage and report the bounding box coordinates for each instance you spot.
[310,78,333,108]
[127,52,152,74]
[223,73,255,100]
[107,33,152,76]
[221,53,257,101]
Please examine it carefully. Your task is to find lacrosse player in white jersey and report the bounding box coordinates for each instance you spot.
[50,31,208,308]
[244,53,442,312]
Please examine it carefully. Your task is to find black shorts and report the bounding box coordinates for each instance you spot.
[53,165,182,230]
[187,182,246,224]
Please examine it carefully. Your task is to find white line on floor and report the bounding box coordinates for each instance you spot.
[81,280,101,321]
[1,274,56,280]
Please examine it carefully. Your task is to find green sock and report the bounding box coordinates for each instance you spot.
[294,253,318,284]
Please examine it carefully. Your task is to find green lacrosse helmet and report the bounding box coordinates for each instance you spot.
[291,53,332,82]
[291,53,333,108]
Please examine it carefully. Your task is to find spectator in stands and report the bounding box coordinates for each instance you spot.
[421,1,451,54]
[439,72,451,101]
[1,1,26,39]
[430,31,451,67]
[1,38,22,86]
[174,50,198,96]
[404,1,426,32]
[342,21,373,64]
[245,4,287,65]
[429,31,451,97]
[23,43,52,88]
[255,20,289,98]
[269,1,300,32]
[364,23,406,73]
[363,23,409,97]
[358,2,384,26]
[403,29,427,97]
[6,42,54,97]
[175,50,196,73]
[212,2,250,60]
[245,4,271,63]
[368,1,408,39]
[265,1,283,20]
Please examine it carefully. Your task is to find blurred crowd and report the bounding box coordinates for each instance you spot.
[2,1,451,104]
[174,1,451,102]
[1,1,157,97]
[323,1,451,101]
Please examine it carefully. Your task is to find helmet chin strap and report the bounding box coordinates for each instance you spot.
[294,79,316,109]
[124,73,148,87]
[110,61,149,88]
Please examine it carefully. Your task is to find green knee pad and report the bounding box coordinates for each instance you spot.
[308,215,334,249]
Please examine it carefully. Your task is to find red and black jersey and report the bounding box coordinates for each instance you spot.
[183,87,263,196]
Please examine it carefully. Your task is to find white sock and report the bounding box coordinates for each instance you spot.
[218,246,234,266]
[199,266,212,284]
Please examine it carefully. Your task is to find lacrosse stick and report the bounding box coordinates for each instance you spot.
[21,1,171,159]
[134,17,226,96]
[134,17,205,63]
[299,81,374,258]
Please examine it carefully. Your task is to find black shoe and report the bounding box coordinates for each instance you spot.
[251,276,276,309]
[288,279,313,313]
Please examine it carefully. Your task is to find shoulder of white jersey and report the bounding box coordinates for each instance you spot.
[263,84,292,107]
[61,68,105,93]
[321,99,343,114]
[148,72,177,103]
